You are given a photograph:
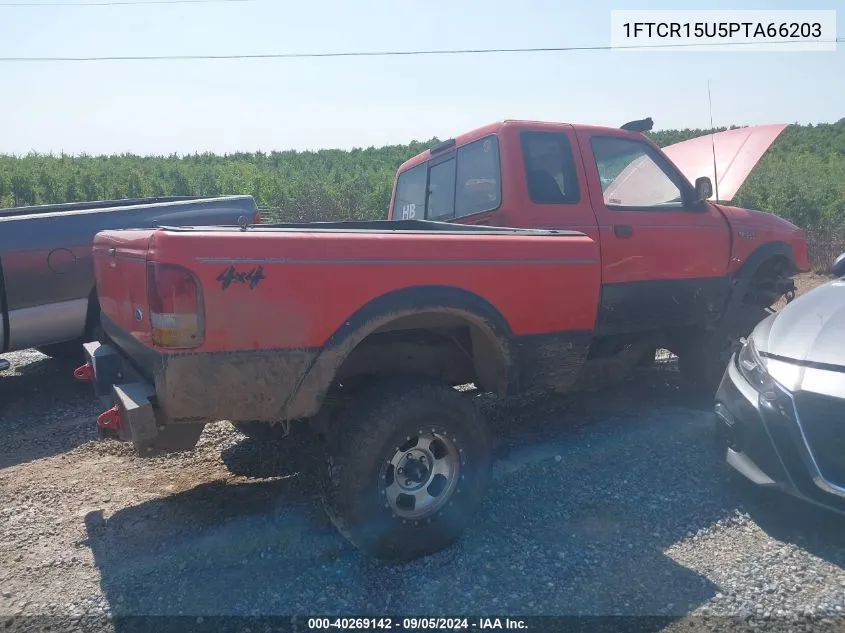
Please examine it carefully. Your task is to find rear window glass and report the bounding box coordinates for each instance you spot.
[392,163,426,220]
[391,135,501,221]
[427,158,456,221]
[455,137,501,217]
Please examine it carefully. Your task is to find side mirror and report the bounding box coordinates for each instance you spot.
[694,176,713,202]
[832,252,845,278]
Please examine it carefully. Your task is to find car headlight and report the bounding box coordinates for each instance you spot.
[737,337,776,397]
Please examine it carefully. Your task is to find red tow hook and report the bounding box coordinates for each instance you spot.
[97,406,122,430]
[73,362,94,382]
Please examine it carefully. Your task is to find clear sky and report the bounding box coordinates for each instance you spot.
[0,0,842,156]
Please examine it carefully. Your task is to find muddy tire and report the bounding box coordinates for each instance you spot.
[677,304,772,398]
[321,377,492,562]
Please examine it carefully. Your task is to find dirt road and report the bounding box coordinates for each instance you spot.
[1,274,843,631]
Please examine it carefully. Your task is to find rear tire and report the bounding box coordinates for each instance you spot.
[321,377,492,562]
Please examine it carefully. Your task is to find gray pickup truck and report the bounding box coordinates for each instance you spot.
[0,195,259,367]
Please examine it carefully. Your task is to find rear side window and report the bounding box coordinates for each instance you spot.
[455,137,501,217]
[520,131,580,204]
[427,158,457,220]
[391,135,501,221]
[393,163,426,220]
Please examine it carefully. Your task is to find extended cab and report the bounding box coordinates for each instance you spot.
[77,119,809,562]
[388,120,808,391]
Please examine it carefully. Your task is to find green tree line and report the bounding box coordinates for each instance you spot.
[1,121,843,233]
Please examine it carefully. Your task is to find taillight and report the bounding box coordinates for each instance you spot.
[146,262,204,348]
[254,211,262,224]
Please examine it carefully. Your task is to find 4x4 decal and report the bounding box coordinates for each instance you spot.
[216,264,266,290]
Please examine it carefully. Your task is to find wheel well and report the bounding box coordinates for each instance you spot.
[331,311,509,396]
[740,254,796,308]
[752,254,793,279]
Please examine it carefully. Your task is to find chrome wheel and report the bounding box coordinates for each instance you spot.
[321,378,492,561]
[380,430,460,521]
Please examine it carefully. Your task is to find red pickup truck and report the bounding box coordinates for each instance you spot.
[77,118,809,561]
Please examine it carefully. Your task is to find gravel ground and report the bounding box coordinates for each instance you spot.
[1,277,844,631]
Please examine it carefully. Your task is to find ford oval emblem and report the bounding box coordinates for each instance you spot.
[134,307,144,321]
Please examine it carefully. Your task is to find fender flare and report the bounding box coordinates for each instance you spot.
[283,285,518,418]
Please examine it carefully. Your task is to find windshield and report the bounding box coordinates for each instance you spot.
[592,136,685,208]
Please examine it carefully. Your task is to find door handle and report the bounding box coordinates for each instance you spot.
[614,225,633,238]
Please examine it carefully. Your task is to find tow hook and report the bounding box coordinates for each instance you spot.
[73,362,94,382]
[97,406,122,430]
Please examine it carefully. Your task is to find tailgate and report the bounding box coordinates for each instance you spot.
[92,228,156,343]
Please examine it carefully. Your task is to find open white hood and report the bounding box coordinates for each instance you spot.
[661,124,788,202]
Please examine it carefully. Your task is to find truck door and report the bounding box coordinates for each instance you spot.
[573,129,732,336]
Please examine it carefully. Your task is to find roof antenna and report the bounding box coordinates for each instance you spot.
[708,80,720,202]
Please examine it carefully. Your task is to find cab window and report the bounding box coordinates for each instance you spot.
[392,163,426,220]
[455,136,501,217]
[520,132,580,203]
[391,135,501,221]
[591,136,685,209]
[427,158,456,220]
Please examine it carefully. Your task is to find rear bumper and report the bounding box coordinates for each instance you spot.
[81,340,159,445]
[92,312,319,424]
[79,340,208,455]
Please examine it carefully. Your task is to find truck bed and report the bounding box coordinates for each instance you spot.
[154,218,579,234]
[92,219,601,424]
